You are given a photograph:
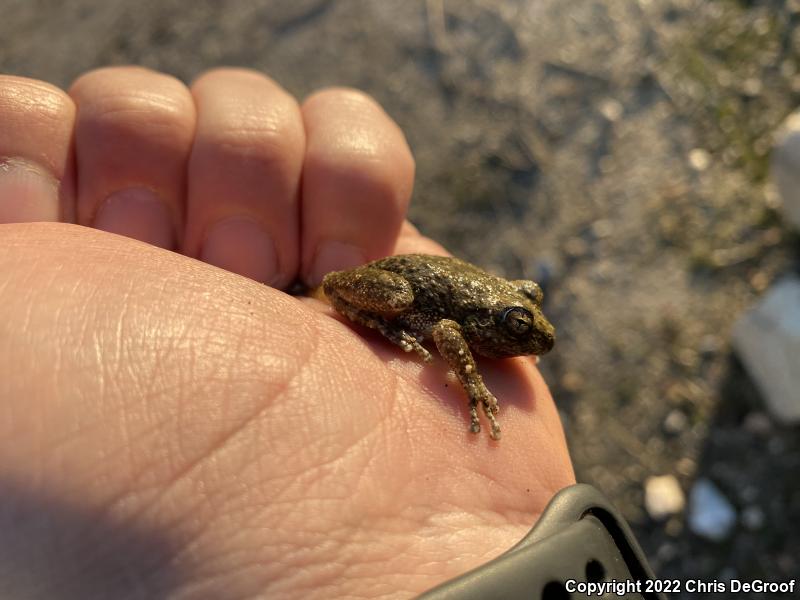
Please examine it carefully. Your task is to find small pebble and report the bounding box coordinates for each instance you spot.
[688,148,711,171]
[742,77,763,97]
[664,410,688,434]
[688,478,737,541]
[645,475,685,520]
[599,98,623,122]
[591,218,614,239]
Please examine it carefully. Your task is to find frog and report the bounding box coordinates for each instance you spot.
[321,254,556,440]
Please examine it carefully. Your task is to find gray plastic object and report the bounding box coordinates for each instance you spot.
[418,483,667,600]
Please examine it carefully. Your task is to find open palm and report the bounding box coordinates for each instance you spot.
[0,67,573,599]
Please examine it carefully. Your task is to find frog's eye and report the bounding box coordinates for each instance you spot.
[501,307,533,336]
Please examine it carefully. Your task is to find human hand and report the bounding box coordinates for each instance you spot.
[0,68,574,598]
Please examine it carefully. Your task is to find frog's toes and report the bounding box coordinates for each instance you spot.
[397,338,432,362]
[490,422,502,440]
[483,392,500,415]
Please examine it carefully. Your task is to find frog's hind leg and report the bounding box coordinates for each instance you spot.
[322,268,432,362]
[322,266,415,315]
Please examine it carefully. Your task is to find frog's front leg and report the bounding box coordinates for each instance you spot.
[431,319,501,440]
[322,266,432,362]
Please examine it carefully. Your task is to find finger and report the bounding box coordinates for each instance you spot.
[0,76,76,223]
[69,67,195,249]
[300,88,415,286]
[184,69,305,287]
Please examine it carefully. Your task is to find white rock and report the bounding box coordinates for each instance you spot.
[771,112,800,229]
[688,148,711,171]
[732,277,800,424]
[663,410,688,434]
[688,479,737,541]
[599,98,623,122]
[644,475,685,520]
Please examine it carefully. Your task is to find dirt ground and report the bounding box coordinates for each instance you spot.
[1,0,798,597]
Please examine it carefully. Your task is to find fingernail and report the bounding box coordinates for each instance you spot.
[201,217,279,285]
[0,158,60,223]
[308,241,366,286]
[94,188,175,249]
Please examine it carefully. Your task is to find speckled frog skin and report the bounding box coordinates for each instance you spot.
[322,254,556,440]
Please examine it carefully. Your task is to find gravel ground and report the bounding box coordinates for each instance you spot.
[2,0,799,597]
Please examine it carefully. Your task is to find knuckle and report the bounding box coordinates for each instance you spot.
[71,68,192,134]
[0,75,74,123]
[203,115,304,175]
[303,86,378,112]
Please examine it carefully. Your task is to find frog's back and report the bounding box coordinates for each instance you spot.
[374,254,461,270]
[371,254,503,313]
[372,254,486,285]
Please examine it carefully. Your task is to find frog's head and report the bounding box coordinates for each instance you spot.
[463,300,556,359]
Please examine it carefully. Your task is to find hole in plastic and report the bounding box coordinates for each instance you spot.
[542,580,571,599]
[586,558,606,582]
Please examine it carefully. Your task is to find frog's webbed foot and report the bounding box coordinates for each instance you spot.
[432,319,502,440]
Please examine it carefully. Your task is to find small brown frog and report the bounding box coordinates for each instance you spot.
[322,254,555,440]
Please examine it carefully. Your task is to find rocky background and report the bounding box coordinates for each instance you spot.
[1,0,798,597]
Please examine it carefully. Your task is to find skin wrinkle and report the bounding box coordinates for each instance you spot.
[91,324,218,519]
[128,314,323,589]
[211,102,296,139]
[10,252,147,487]
[217,525,352,598]
[196,119,276,148]
[262,421,372,506]
[3,231,316,596]
[268,517,524,599]
[213,434,395,592]
[254,435,520,596]
[190,138,303,219]
[25,298,102,461]
[0,80,71,121]
[82,88,191,124]
[134,367,296,520]
[80,107,190,150]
